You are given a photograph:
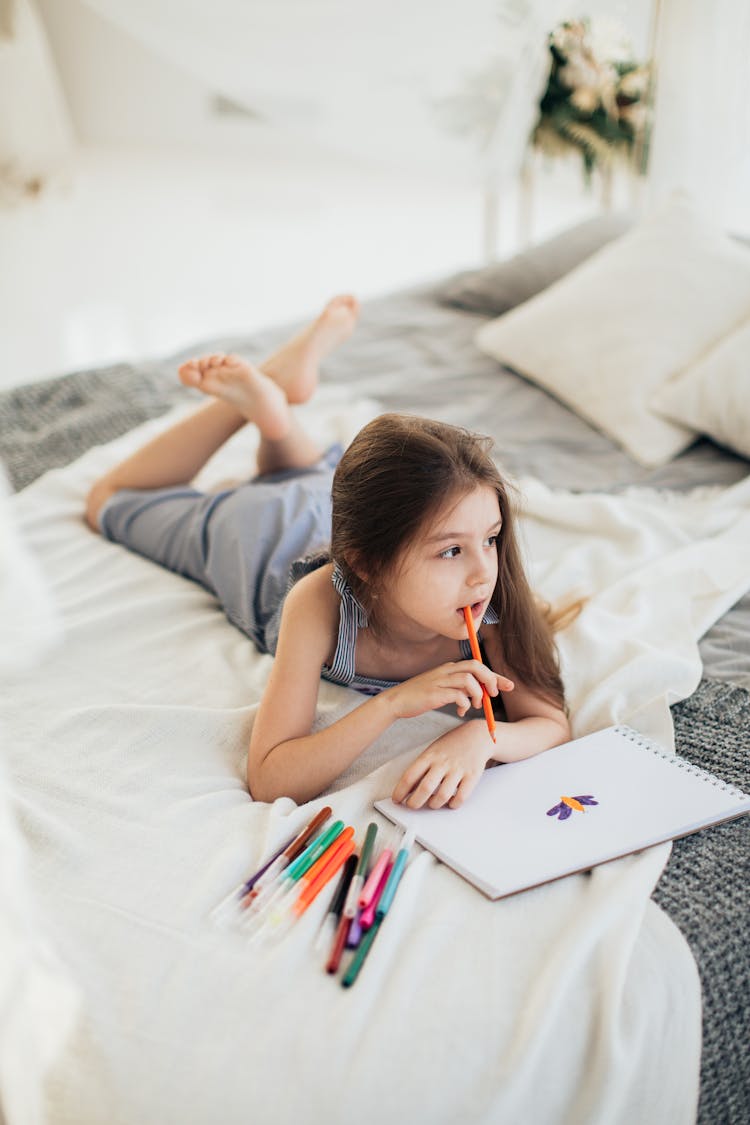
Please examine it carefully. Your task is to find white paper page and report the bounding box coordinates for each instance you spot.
[375,726,750,899]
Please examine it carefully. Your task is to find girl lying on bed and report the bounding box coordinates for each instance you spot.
[86,295,571,809]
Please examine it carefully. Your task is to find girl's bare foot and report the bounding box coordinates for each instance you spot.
[260,294,359,404]
[178,354,291,441]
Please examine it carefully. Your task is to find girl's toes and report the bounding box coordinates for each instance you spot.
[178,362,202,386]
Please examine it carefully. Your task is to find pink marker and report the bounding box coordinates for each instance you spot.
[359,848,393,910]
[359,861,393,930]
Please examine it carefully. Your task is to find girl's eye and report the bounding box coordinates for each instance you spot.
[439,536,498,559]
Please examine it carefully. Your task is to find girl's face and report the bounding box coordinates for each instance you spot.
[380,484,501,642]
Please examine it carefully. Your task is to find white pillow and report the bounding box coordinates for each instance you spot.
[651,317,750,460]
[475,197,750,467]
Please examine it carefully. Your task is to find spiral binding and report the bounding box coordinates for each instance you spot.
[614,725,747,799]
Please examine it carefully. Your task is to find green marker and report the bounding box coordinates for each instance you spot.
[342,822,378,921]
[342,916,382,987]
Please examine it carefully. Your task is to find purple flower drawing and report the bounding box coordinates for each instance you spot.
[546,795,599,821]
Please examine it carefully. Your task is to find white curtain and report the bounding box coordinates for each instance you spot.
[73,0,557,177]
[0,0,74,199]
[647,0,750,228]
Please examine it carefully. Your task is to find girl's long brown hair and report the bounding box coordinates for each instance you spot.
[331,413,566,708]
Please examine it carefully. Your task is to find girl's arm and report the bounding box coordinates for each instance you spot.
[247,570,510,804]
[247,572,395,803]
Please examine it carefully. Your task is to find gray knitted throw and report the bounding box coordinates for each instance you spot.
[0,362,192,492]
[658,681,749,1125]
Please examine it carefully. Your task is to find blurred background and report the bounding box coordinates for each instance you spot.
[2,0,749,391]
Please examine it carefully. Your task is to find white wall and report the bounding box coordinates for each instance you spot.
[36,0,267,153]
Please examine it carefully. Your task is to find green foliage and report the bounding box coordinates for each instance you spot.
[532,19,652,180]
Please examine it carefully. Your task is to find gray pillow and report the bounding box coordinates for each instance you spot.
[438,212,634,317]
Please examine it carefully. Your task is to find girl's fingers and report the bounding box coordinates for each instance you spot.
[406,770,445,808]
[448,775,475,810]
[480,670,513,694]
[453,661,513,696]
[392,760,428,804]
[433,681,479,714]
[428,773,461,809]
[394,758,445,808]
[394,663,513,724]
[450,673,484,709]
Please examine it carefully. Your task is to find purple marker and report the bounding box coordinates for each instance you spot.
[210,830,298,925]
[240,831,299,895]
[346,911,363,949]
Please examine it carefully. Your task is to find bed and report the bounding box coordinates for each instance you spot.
[2,201,748,1125]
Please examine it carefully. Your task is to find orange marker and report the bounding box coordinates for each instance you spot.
[300,825,355,888]
[294,835,356,917]
[463,605,496,744]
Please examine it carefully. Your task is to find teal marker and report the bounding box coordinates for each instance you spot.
[285,821,344,881]
[340,829,415,989]
[375,829,414,918]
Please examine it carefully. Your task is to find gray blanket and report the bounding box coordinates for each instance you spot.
[1,288,748,1123]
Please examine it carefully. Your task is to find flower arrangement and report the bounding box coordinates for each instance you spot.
[531,19,652,180]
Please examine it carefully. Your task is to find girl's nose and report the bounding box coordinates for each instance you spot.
[468,553,495,586]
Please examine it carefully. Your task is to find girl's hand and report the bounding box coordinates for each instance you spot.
[385,660,513,722]
[392,722,492,810]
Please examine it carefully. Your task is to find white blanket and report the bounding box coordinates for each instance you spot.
[5,398,750,1125]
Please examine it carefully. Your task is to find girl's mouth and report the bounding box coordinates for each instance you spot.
[459,600,485,620]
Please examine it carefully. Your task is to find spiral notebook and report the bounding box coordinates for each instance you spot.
[374,725,750,900]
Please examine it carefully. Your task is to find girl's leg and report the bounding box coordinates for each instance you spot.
[86,294,358,529]
[256,293,359,405]
[176,292,359,477]
[85,366,294,530]
[254,293,359,472]
[178,354,324,476]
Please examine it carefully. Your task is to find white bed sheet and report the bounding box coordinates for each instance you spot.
[5,398,750,1125]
